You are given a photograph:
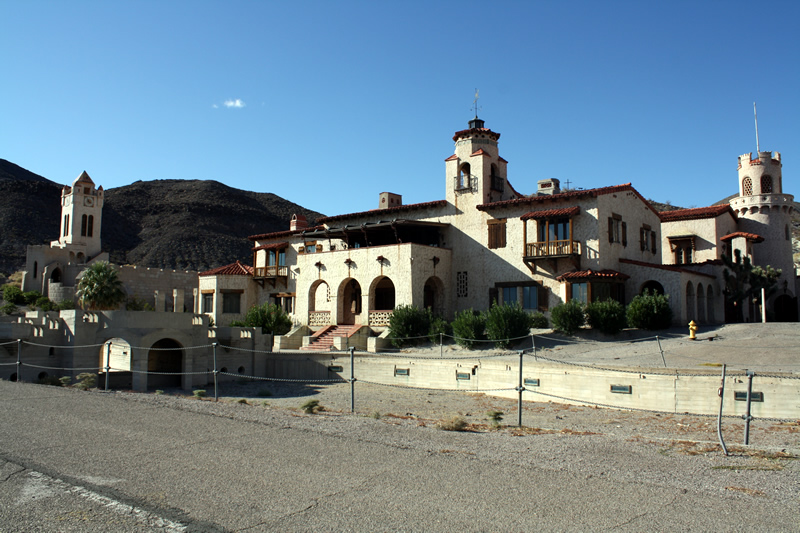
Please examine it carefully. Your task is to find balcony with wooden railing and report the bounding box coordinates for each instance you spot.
[524,240,581,259]
[253,265,289,279]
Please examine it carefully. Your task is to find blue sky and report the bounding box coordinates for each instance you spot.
[2,0,798,217]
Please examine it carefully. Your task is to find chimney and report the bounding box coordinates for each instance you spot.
[537,178,561,195]
[290,214,308,231]
[378,192,402,209]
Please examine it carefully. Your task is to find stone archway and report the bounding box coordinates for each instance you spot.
[338,279,362,325]
[98,337,134,390]
[308,280,332,327]
[50,268,62,283]
[641,280,664,295]
[371,277,395,311]
[147,338,184,389]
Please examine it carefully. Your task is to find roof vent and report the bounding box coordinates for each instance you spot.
[290,214,308,231]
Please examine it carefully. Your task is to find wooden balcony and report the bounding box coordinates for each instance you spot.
[525,240,581,258]
[523,240,581,272]
[253,266,289,287]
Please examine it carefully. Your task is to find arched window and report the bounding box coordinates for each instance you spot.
[457,163,471,190]
[81,214,87,236]
[88,215,94,237]
[761,175,773,194]
[33,261,38,279]
[742,177,752,196]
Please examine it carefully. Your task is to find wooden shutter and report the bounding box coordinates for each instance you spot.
[651,231,657,254]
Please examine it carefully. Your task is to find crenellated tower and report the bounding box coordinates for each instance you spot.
[51,171,104,258]
[729,151,795,297]
[445,117,514,208]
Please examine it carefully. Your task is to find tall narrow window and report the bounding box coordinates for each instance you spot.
[761,175,773,193]
[63,215,69,236]
[502,286,517,305]
[522,286,538,310]
[87,215,94,237]
[742,177,753,196]
[81,214,87,236]
[608,214,625,245]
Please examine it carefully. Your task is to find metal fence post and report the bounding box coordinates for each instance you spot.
[716,364,728,455]
[16,339,22,382]
[212,342,219,402]
[656,336,666,368]
[104,342,111,391]
[516,350,525,427]
[349,347,356,413]
[744,370,755,445]
[440,332,443,359]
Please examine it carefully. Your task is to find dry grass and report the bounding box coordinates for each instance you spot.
[724,486,766,497]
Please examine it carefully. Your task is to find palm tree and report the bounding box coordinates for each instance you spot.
[76,261,126,311]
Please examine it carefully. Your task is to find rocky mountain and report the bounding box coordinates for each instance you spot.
[0,159,323,274]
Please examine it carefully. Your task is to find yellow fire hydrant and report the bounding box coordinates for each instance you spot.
[688,320,697,340]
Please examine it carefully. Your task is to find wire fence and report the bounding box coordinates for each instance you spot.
[2,334,799,451]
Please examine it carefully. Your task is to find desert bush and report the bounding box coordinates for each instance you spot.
[627,290,673,330]
[59,376,72,387]
[35,296,57,312]
[451,309,486,348]
[125,296,155,311]
[551,299,585,335]
[57,299,76,310]
[487,410,504,427]
[427,316,452,343]
[38,375,63,387]
[231,302,292,335]
[585,299,627,335]
[529,312,549,329]
[75,372,97,390]
[436,416,468,431]
[485,303,533,349]
[22,291,41,306]
[2,284,24,305]
[236,398,249,405]
[1,302,18,315]
[301,399,322,414]
[193,389,207,398]
[388,305,432,347]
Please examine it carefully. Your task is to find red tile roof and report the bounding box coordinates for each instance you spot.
[199,260,254,277]
[452,127,500,142]
[248,226,324,242]
[470,148,491,157]
[520,206,580,220]
[444,154,458,161]
[477,183,658,216]
[720,231,764,243]
[253,241,289,251]
[619,259,717,279]
[316,200,448,224]
[658,205,736,222]
[556,269,630,281]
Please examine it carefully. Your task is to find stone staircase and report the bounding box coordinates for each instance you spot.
[300,324,361,351]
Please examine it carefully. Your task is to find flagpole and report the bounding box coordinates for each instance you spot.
[754,102,760,153]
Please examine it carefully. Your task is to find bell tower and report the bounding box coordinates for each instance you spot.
[445,116,512,208]
[51,171,104,258]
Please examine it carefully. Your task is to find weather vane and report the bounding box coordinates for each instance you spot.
[471,89,481,118]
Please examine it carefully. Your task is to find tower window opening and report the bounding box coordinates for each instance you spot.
[742,177,753,196]
[81,214,88,237]
[761,175,773,194]
[88,215,94,237]
[456,163,471,191]
[63,215,69,236]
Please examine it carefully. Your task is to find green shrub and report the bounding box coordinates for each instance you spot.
[193,389,207,398]
[485,303,533,349]
[627,290,673,330]
[427,316,452,343]
[487,410,504,427]
[75,372,97,390]
[234,303,292,335]
[154,390,164,395]
[22,291,41,306]
[2,284,24,305]
[388,305,432,347]
[451,309,486,349]
[59,376,72,387]
[57,299,76,310]
[125,296,155,311]
[1,302,18,315]
[585,299,627,335]
[35,296,56,312]
[551,300,585,335]
[529,312,549,329]
[301,399,322,414]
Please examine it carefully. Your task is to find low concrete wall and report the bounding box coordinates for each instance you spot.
[263,352,800,420]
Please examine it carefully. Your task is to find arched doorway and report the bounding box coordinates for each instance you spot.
[697,283,706,323]
[338,279,362,325]
[707,285,716,323]
[147,339,183,388]
[424,276,445,317]
[685,282,695,323]
[640,280,664,295]
[50,268,62,283]
[372,277,395,311]
[98,338,133,390]
[308,280,332,327]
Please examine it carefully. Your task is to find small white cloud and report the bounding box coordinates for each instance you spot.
[212,104,218,109]
[224,99,246,108]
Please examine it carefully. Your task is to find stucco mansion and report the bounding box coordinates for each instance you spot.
[198,116,797,346]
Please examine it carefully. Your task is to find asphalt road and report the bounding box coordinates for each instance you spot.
[0,380,798,532]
